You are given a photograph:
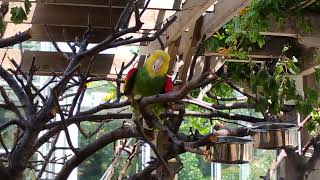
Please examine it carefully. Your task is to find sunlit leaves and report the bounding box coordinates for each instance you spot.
[10,0,32,24]
[24,0,31,14]
[10,7,27,24]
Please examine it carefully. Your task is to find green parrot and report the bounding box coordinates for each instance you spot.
[124,50,173,132]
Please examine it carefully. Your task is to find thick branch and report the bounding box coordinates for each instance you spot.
[0,29,32,48]
[0,66,34,118]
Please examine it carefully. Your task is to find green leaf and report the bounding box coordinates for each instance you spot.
[306,120,317,135]
[305,88,318,102]
[282,46,289,53]
[292,56,298,62]
[287,61,299,74]
[24,0,32,14]
[268,77,278,91]
[0,21,5,33]
[10,7,27,24]
[274,66,283,76]
[256,69,269,86]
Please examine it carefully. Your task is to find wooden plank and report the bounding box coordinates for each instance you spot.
[3,2,124,27]
[3,23,161,44]
[20,51,115,75]
[143,0,216,51]
[4,0,180,9]
[298,35,320,48]
[261,12,320,37]
[3,3,176,30]
[167,38,180,74]
[44,0,127,7]
[129,9,176,30]
[204,36,291,59]
[31,4,122,28]
[3,23,113,43]
[179,16,203,82]
[0,50,141,75]
[165,0,215,45]
[201,0,252,37]
[3,0,127,7]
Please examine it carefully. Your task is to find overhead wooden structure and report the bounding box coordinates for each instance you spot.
[1,0,247,76]
[4,0,318,77]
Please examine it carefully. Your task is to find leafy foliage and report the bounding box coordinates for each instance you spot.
[10,7,27,24]
[3,0,32,28]
[179,153,208,180]
[206,0,315,60]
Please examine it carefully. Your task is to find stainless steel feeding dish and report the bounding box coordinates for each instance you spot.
[204,136,253,164]
[251,122,298,149]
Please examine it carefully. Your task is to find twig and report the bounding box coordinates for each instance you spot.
[299,114,312,131]
[0,86,24,120]
[62,28,76,54]
[139,0,151,16]
[102,139,128,180]
[223,78,256,99]
[302,133,320,156]
[0,134,9,157]
[44,24,69,59]
[36,133,60,179]
[118,141,141,180]
[52,92,78,155]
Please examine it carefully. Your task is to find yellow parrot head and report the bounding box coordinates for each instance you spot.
[145,50,171,78]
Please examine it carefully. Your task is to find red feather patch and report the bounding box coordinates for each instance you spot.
[124,68,138,95]
[126,68,138,82]
[164,75,173,93]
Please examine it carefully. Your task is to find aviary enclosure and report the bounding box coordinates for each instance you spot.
[0,0,319,180]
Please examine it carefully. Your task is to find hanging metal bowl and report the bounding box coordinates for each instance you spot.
[204,136,253,164]
[251,122,298,149]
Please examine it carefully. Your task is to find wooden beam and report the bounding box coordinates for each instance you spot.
[167,38,181,74]
[3,0,181,10]
[21,51,115,75]
[165,0,215,45]
[201,0,252,37]
[143,0,251,53]
[261,12,320,37]
[179,17,203,82]
[0,49,142,75]
[3,23,165,44]
[3,2,176,33]
[259,12,320,47]
[31,4,122,28]
[142,0,216,52]
[205,36,294,59]
[3,23,113,43]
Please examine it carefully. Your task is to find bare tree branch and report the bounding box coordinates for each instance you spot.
[0,29,32,48]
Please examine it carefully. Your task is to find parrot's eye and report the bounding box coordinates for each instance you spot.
[152,58,163,72]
